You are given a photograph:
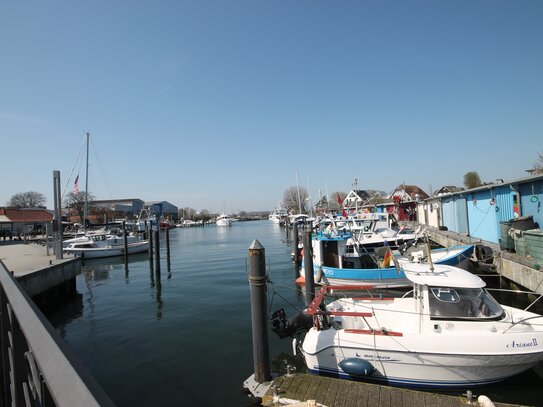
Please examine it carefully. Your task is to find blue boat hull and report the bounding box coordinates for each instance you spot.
[307,245,474,286]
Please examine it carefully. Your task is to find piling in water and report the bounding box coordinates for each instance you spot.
[154,230,161,273]
[166,228,171,267]
[248,239,271,383]
[123,221,128,264]
[303,227,315,305]
[293,223,300,269]
[148,227,154,270]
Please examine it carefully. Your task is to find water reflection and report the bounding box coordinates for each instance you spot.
[45,293,83,339]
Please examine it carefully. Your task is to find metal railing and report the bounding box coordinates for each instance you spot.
[0,260,115,406]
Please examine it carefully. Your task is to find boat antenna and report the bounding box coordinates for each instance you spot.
[83,132,89,228]
[353,178,358,213]
[296,171,302,214]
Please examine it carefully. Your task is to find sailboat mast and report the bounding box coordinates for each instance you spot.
[83,132,89,226]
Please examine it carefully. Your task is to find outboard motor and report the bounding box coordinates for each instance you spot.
[270,309,313,338]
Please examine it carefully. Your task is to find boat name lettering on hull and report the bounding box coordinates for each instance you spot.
[507,338,538,349]
[363,354,391,360]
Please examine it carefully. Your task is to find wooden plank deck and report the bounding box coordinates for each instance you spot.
[262,374,522,407]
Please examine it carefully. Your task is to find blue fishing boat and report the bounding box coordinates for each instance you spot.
[298,230,474,286]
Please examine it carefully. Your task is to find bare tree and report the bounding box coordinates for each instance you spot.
[328,192,347,211]
[533,150,543,174]
[6,191,46,208]
[463,172,482,189]
[64,191,95,223]
[283,186,309,214]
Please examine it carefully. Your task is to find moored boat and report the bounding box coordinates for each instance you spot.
[216,213,232,227]
[299,262,543,388]
[64,239,149,259]
[299,229,474,286]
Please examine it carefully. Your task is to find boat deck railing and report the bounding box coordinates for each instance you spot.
[0,260,115,406]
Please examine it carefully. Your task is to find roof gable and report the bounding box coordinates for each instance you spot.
[390,185,429,200]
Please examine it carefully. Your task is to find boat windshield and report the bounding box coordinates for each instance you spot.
[428,286,504,320]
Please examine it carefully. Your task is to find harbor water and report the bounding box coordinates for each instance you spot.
[45,221,543,406]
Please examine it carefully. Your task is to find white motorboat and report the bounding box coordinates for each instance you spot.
[216,213,232,227]
[269,209,289,225]
[299,262,543,388]
[62,228,140,248]
[321,213,424,254]
[64,239,149,259]
[297,229,474,287]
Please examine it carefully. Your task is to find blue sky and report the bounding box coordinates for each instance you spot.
[1,1,542,213]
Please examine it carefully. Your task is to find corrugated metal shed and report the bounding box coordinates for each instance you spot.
[442,195,468,234]
[519,179,543,228]
[417,173,543,243]
[466,189,499,243]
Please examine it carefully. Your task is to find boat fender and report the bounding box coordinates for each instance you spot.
[338,358,375,377]
[475,244,494,264]
[477,395,495,407]
[315,267,323,283]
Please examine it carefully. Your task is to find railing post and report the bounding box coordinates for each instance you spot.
[0,288,12,407]
[8,303,28,405]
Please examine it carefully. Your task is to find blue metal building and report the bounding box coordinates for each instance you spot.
[419,173,543,244]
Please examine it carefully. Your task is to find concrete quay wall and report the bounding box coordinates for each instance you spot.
[0,242,81,297]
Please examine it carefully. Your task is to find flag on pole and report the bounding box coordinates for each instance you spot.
[381,246,393,268]
[337,193,347,217]
[74,175,79,194]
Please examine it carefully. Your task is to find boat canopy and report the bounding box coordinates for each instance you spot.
[403,263,485,288]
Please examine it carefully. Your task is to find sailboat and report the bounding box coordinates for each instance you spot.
[63,132,149,259]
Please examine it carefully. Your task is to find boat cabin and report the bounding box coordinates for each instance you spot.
[312,230,383,270]
[407,263,505,321]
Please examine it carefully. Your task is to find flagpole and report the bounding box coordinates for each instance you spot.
[83,132,89,227]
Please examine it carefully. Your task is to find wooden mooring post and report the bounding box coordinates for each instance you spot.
[293,223,300,269]
[303,227,315,305]
[122,221,128,264]
[242,240,273,402]
[165,227,171,268]
[153,230,160,273]
[148,227,154,270]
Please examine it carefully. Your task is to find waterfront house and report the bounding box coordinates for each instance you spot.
[389,184,429,221]
[0,207,53,238]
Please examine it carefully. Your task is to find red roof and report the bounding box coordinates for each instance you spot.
[0,208,54,223]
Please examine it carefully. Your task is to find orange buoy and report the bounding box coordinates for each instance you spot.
[295,275,306,285]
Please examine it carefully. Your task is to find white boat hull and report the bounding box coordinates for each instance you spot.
[64,241,149,259]
[302,290,543,389]
[305,341,543,387]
